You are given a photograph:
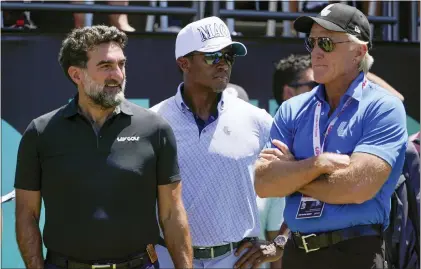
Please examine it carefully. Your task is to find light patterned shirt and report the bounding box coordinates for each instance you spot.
[151,83,273,246]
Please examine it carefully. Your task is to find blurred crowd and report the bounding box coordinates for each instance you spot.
[2,0,419,41]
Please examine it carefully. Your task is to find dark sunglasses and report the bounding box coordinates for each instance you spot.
[188,51,236,66]
[288,81,319,89]
[305,37,351,53]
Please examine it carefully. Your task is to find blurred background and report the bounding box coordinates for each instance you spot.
[1,1,420,268]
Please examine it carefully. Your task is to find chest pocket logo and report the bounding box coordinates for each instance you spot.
[337,121,348,137]
[223,126,231,135]
[117,136,140,142]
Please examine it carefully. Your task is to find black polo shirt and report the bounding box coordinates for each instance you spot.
[14,97,180,261]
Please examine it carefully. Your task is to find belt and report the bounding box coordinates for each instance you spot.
[291,224,382,253]
[193,237,258,259]
[46,251,149,269]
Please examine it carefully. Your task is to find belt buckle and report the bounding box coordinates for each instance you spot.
[300,234,320,253]
[91,264,116,269]
[195,247,215,259]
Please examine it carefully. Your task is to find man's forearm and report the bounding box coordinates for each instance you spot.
[161,205,193,269]
[255,157,324,198]
[16,216,44,269]
[299,156,389,204]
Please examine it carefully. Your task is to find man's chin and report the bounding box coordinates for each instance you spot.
[213,83,228,93]
[90,93,125,110]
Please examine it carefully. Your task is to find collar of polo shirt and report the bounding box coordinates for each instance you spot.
[174,83,228,114]
[315,72,365,103]
[62,94,134,118]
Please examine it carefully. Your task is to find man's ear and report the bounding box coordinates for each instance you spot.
[282,84,295,101]
[354,43,368,64]
[68,66,82,85]
[177,57,190,73]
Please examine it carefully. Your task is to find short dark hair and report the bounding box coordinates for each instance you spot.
[58,25,128,84]
[272,54,311,105]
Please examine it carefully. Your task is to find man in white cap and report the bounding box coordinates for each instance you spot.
[151,16,282,268]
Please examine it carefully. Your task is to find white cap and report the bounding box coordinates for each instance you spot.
[175,16,247,59]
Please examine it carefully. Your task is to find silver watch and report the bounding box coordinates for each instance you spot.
[273,234,288,249]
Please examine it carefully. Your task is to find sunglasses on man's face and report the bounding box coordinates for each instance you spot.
[288,81,319,89]
[188,51,236,66]
[305,37,351,53]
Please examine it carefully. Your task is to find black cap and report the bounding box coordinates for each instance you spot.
[294,3,372,50]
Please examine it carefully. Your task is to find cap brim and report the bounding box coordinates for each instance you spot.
[294,16,346,33]
[196,41,247,56]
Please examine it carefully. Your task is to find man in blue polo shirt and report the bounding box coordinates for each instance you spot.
[254,3,407,269]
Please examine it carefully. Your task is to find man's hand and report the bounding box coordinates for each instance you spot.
[259,139,295,162]
[234,240,282,269]
[315,152,351,174]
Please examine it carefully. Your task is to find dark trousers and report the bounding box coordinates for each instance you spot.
[282,235,387,269]
[44,260,160,269]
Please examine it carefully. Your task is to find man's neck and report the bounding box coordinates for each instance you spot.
[182,82,220,121]
[324,70,359,113]
[78,90,115,127]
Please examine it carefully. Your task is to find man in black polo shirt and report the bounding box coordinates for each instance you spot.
[14,25,192,269]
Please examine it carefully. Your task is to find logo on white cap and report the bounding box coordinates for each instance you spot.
[175,16,246,59]
[197,23,230,42]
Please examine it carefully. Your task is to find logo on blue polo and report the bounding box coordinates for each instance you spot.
[337,121,348,137]
[197,23,229,42]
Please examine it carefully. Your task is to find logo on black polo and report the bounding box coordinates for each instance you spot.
[117,136,140,142]
[197,23,229,42]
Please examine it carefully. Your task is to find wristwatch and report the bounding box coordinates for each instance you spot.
[273,234,288,249]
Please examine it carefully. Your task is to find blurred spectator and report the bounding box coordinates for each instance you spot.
[302,1,331,13]
[297,1,384,18]
[2,2,37,29]
[366,72,404,101]
[272,54,314,106]
[225,83,250,102]
[71,0,135,32]
[410,132,420,153]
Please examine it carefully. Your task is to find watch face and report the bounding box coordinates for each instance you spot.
[274,235,287,247]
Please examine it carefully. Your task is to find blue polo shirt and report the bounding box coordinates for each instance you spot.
[268,72,408,234]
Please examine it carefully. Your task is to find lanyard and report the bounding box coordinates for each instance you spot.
[312,96,353,156]
[312,78,367,156]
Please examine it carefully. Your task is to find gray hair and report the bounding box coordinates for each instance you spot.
[347,34,374,74]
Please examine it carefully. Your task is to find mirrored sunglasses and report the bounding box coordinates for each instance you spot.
[305,37,351,53]
[188,51,236,66]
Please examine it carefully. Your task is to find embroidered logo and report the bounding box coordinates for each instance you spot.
[320,4,334,16]
[337,121,347,137]
[354,26,361,34]
[223,126,231,135]
[117,136,140,142]
[197,23,229,42]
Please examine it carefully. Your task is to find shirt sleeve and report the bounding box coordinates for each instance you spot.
[404,140,420,230]
[14,121,42,191]
[265,102,294,150]
[354,96,408,167]
[266,198,286,231]
[156,118,181,185]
